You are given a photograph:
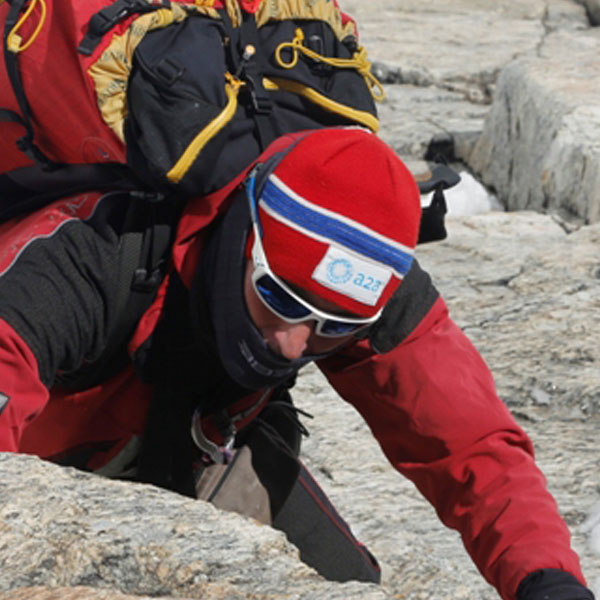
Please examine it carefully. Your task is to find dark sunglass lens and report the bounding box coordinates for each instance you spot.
[321,320,363,336]
[255,275,311,319]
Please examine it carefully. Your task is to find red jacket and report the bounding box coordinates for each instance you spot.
[0,168,586,599]
[1,2,584,594]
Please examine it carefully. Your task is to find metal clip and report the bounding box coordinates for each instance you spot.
[190,408,235,465]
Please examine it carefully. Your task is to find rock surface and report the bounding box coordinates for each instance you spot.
[0,588,187,600]
[2,2,600,600]
[343,0,588,102]
[469,29,600,223]
[341,0,600,222]
[0,453,387,600]
[577,0,600,24]
[417,213,600,419]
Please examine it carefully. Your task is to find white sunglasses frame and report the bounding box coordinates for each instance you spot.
[247,179,382,337]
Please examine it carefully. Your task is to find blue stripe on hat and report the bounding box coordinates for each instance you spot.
[260,177,414,276]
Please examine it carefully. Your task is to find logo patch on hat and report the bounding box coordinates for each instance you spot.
[312,246,392,306]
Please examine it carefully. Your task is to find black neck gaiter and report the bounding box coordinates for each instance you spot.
[195,188,326,391]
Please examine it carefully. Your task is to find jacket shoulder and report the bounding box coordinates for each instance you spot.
[369,259,440,354]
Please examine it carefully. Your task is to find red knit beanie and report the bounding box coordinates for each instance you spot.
[253,128,421,317]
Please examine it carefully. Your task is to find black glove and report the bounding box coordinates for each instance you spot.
[518,569,595,600]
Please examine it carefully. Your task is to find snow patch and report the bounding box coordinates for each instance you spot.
[421,170,503,216]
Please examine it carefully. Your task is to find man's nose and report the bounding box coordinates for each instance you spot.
[272,321,314,360]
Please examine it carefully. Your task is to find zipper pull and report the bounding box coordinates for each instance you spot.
[235,43,256,78]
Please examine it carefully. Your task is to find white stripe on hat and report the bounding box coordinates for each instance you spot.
[268,174,415,257]
[258,174,414,279]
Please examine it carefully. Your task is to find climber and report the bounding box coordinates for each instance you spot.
[0,127,594,600]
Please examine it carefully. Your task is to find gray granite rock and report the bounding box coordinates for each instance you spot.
[0,454,388,600]
[342,0,599,225]
[343,0,588,103]
[576,0,600,24]
[376,83,488,164]
[468,30,600,223]
[0,587,191,600]
[417,213,600,418]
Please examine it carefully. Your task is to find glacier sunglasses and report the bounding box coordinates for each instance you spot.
[245,175,381,338]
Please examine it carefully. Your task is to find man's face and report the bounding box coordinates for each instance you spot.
[243,261,357,360]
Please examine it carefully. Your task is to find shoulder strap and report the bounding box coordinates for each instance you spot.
[77,0,171,56]
[54,192,177,390]
[0,163,146,223]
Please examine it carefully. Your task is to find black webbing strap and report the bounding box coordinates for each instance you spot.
[272,461,381,583]
[220,9,278,151]
[105,193,173,351]
[77,0,171,56]
[54,191,176,392]
[0,162,144,223]
[2,0,58,170]
[130,191,171,293]
[242,11,280,150]
[135,271,200,495]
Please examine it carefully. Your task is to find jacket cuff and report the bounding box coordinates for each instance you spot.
[517,569,595,600]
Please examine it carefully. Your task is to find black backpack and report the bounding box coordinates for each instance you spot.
[1,0,381,207]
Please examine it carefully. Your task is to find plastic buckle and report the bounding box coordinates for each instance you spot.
[88,3,133,37]
[79,0,147,55]
[244,74,272,115]
[251,93,273,115]
[154,58,185,87]
[129,190,165,203]
[131,267,162,293]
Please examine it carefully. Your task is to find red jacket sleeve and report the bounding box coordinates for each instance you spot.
[318,297,585,600]
[0,319,49,452]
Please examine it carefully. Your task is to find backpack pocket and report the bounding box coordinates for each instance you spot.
[259,18,380,131]
[125,15,245,193]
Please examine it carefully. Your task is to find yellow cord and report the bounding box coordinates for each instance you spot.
[224,71,245,91]
[6,0,47,53]
[275,28,386,101]
[167,73,245,183]
[264,77,379,132]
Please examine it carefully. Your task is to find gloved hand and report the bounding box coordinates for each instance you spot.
[518,569,595,600]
